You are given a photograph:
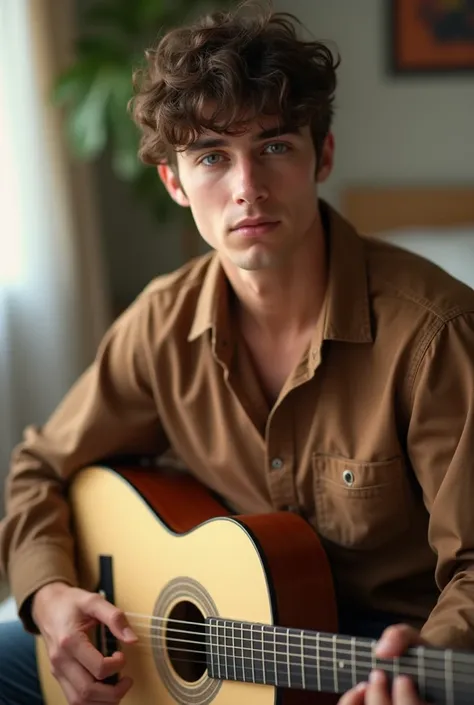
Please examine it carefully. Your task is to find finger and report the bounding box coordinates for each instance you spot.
[85,675,133,703]
[60,657,133,704]
[393,676,424,705]
[64,630,126,681]
[338,682,368,704]
[83,595,137,644]
[59,671,111,705]
[375,624,422,659]
[60,676,132,705]
[366,670,391,705]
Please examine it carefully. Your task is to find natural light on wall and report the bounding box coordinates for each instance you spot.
[0,0,25,285]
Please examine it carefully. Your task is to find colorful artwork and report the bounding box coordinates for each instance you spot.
[391,0,474,72]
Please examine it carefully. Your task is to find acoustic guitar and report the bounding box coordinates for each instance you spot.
[37,464,474,705]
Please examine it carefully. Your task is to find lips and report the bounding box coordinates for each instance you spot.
[231,218,279,230]
[230,221,280,239]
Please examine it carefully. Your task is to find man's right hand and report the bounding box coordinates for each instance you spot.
[32,581,138,705]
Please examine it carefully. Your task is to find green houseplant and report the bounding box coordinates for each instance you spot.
[54,0,230,225]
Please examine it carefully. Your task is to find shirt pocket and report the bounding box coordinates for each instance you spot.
[312,454,411,550]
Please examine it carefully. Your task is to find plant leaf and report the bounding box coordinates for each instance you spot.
[52,59,101,106]
[65,67,115,158]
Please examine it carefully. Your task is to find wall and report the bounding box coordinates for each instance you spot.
[274,0,474,209]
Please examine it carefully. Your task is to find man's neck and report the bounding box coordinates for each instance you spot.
[221,217,328,341]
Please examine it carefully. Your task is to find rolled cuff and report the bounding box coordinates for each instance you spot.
[9,544,78,633]
[421,621,474,651]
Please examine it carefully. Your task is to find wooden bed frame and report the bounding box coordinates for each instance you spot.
[341,186,474,236]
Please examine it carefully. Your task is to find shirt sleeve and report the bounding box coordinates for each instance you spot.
[407,311,474,649]
[0,292,167,630]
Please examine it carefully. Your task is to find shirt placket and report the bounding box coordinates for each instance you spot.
[265,400,298,512]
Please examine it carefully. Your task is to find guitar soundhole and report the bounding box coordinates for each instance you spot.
[166,600,207,683]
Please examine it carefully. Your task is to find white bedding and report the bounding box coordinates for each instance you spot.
[377,225,474,290]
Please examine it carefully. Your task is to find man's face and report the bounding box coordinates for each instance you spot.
[160,116,333,272]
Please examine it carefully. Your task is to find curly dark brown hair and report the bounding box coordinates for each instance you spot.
[130,0,340,168]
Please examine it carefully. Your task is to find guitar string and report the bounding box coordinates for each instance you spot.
[125,626,474,677]
[116,618,472,671]
[124,612,474,667]
[104,631,474,683]
[104,637,474,694]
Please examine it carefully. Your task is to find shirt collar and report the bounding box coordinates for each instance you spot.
[321,200,373,345]
[187,253,227,343]
[188,200,373,351]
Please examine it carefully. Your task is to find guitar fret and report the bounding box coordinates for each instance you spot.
[286,628,291,689]
[261,624,266,685]
[332,634,338,693]
[218,619,223,680]
[274,628,278,686]
[240,623,245,682]
[300,630,306,690]
[244,623,253,682]
[224,620,229,681]
[231,622,237,681]
[393,655,400,680]
[316,631,322,692]
[351,635,357,688]
[445,649,454,705]
[250,623,255,683]
[208,618,214,677]
[417,646,426,700]
[218,619,223,681]
[208,618,216,680]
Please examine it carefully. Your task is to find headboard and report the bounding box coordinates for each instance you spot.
[341,186,474,236]
[340,186,474,290]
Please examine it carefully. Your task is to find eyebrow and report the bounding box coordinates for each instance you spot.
[185,125,301,153]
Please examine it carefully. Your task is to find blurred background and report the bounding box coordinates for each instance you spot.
[0,0,473,519]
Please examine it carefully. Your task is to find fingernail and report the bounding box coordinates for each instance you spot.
[369,670,385,685]
[395,675,412,688]
[122,627,137,641]
[374,640,389,657]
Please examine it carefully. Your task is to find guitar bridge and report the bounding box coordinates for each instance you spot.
[96,554,118,685]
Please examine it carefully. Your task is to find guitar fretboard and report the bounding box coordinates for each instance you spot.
[205,617,473,705]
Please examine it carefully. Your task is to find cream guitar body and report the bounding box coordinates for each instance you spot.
[37,465,474,705]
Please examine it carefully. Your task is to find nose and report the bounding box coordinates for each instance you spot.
[232,159,269,206]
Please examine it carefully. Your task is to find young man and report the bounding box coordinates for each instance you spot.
[1,3,473,704]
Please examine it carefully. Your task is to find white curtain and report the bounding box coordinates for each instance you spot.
[0,0,112,514]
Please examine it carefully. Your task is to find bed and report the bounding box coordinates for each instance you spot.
[340,186,474,290]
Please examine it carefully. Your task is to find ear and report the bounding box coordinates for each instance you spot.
[157,163,190,207]
[316,132,335,184]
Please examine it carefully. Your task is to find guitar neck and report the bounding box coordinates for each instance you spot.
[205,618,473,704]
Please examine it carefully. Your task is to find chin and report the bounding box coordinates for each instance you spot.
[230,250,282,271]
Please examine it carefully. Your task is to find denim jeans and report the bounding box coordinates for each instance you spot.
[0,621,44,705]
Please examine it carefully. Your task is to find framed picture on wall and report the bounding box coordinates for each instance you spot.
[391,0,474,73]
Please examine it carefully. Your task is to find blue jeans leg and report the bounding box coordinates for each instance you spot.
[0,620,44,705]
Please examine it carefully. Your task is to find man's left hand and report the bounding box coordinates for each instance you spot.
[338,624,429,704]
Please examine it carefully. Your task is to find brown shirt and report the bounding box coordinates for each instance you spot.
[2,202,474,649]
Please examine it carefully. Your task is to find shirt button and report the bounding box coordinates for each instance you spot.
[271,457,284,470]
[342,469,355,486]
